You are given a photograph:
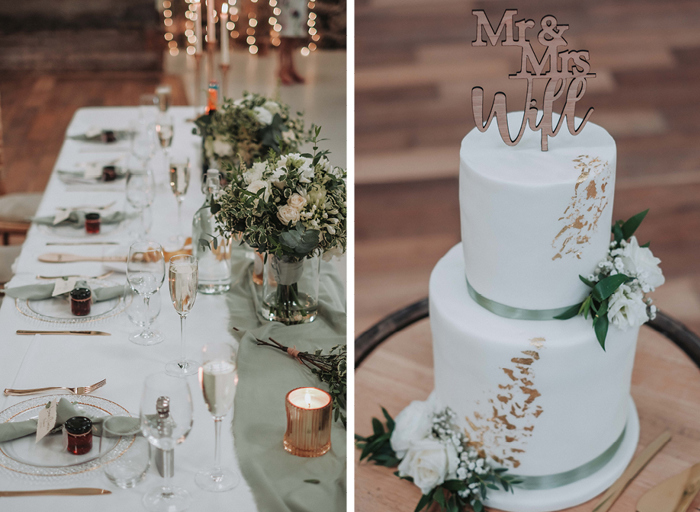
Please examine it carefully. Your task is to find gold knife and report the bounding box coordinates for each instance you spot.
[0,488,111,497]
[636,461,700,512]
[16,330,111,336]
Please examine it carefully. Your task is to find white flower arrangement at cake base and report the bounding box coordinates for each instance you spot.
[356,395,520,512]
[556,209,664,348]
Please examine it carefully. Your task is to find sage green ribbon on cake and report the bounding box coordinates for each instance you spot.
[508,426,627,490]
[466,278,579,321]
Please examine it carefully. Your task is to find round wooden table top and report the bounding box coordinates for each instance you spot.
[355,318,700,512]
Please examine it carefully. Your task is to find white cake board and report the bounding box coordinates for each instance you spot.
[484,397,640,512]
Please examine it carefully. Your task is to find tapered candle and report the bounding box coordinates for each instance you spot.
[207,0,216,43]
[195,0,203,54]
[220,3,229,65]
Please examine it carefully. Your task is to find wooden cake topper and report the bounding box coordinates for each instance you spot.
[471,10,595,151]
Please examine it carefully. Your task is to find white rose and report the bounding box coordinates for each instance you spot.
[253,106,273,125]
[607,284,649,330]
[619,236,665,291]
[263,100,281,116]
[247,180,270,202]
[212,137,233,156]
[243,162,266,184]
[288,193,307,211]
[390,399,435,459]
[277,204,300,226]
[397,438,460,495]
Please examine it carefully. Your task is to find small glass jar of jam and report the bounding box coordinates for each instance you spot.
[101,165,117,182]
[85,212,100,234]
[64,416,93,455]
[101,130,116,143]
[70,287,92,316]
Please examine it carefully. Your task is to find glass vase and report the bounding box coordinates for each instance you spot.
[262,255,320,324]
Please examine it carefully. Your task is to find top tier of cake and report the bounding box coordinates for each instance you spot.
[460,112,617,311]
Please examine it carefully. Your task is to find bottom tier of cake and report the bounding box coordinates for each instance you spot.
[430,244,639,499]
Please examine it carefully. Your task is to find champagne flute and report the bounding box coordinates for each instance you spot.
[156,85,172,113]
[169,157,191,244]
[126,166,156,239]
[130,120,157,164]
[167,255,199,377]
[140,373,193,512]
[126,241,165,345]
[195,343,240,491]
[156,113,174,158]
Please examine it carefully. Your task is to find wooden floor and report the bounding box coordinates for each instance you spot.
[355,0,700,511]
[0,71,187,194]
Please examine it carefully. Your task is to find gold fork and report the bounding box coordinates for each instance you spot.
[3,378,107,397]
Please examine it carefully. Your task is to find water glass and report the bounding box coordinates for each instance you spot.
[100,416,150,489]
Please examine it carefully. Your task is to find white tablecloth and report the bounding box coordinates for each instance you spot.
[0,107,259,511]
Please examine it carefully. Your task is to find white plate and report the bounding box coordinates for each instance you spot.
[36,220,125,239]
[0,395,132,477]
[15,278,132,324]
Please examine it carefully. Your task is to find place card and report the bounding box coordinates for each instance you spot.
[82,163,103,180]
[53,277,78,297]
[53,209,72,225]
[36,400,58,443]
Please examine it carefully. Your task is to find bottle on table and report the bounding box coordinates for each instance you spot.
[192,170,232,294]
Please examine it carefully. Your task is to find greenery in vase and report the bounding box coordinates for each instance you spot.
[555,209,664,349]
[357,403,519,512]
[193,92,308,170]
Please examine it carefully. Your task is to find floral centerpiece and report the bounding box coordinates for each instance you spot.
[357,396,520,512]
[555,209,665,349]
[193,92,307,171]
[212,127,347,324]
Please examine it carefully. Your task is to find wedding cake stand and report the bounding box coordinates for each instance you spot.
[355,301,700,512]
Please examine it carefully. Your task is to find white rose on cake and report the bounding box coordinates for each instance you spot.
[277,204,300,226]
[607,283,649,330]
[253,106,273,125]
[617,236,665,292]
[397,438,460,495]
[390,398,435,458]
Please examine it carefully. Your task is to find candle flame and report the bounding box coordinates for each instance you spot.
[221,2,228,14]
[305,390,312,408]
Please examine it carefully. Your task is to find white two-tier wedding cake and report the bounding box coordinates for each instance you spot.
[428,112,642,511]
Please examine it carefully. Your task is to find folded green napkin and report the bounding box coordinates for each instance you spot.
[0,398,139,443]
[32,211,132,229]
[5,280,125,302]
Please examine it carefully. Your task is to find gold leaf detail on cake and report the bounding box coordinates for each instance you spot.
[552,155,610,260]
[511,357,534,365]
[502,368,517,381]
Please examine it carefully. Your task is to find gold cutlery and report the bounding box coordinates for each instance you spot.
[37,270,115,280]
[38,253,126,263]
[594,430,672,512]
[636,461,700,512]
[16,330,111,336]
[4,378,107,397]
[45,242,119,246]
[0,488,111,497]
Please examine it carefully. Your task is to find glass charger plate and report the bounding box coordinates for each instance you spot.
[0,395,132,477]
[15,279,132,324]
[36,220,125,239]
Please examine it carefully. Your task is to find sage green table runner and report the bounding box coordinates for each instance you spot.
[228,252,346,512]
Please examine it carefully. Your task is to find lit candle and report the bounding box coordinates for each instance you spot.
[195,0,203,54]
[284,387,332,457]
[220,3,230,65]
[207,0,216,44]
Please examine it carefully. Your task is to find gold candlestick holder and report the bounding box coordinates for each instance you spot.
[219,64,230,99]
[284,387,332,457]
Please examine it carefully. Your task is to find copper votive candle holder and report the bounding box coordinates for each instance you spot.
[284,387,332,457]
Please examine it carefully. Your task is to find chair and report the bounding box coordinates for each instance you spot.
[0,92,42,245]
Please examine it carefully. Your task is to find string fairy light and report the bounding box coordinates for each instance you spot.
[163,0,178,56]
[301,0,316,56]
[268,0,280,47]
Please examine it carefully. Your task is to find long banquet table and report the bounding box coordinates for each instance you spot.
[0,106,300,511]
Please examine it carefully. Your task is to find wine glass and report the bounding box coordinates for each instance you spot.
[126,167,156,239]
[126,241,165,346]
[169,157,191,244]
[156,85,172,113]
[167,255,199,377]
[195,342,240,491]
[130,120,157,164]
[140,372,194,512]
[156,113,174,159]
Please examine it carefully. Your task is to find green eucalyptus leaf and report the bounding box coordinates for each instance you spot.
[621,209,649,240]
[592,274,629,302]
